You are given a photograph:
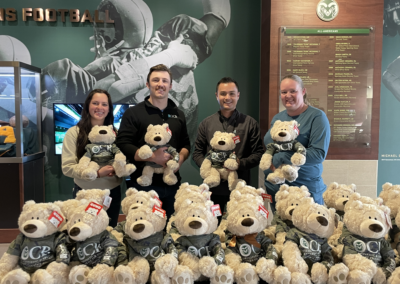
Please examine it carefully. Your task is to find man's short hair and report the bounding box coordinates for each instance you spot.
[147,64,172,84]
[216,77,239,92]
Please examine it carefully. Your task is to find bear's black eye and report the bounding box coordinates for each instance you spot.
[32,217,34,219]
[66,219,68,222]
[242,215,245,217]
[37,217,39,220]
[342,195,344,197]
[323,214,325,216]
[193,215,195,217]
[140,217,142,220]
[369,216,371,219]
[78,219,80,222]
[296,204,298,206]
[318,212,320,214]
[291,203,294,206]
[136,201,139,203]
[374,218,377,220]
[247,214,250,217]
[135,219,137,221]
[198,216,200,218]
[141,202,143,204]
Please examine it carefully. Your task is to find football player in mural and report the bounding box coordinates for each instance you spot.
[41,0,231,149]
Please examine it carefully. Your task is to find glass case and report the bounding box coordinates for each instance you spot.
[0,61,43,162]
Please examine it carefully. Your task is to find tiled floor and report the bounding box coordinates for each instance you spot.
[0,243,9,257]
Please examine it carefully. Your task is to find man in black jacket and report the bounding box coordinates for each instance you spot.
[116,64,190,218]
[192,77,264,218]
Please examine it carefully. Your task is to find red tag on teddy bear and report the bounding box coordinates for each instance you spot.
[153,205,166,218]
[154,196,163,207]
[258,205,269,219]
[293,125,300,136]
[262,193,273,203]
[232,135,241,144]
[48,211,64,228]
[166,127,172,136]
[85,202,103,216]
[211,204,222,217]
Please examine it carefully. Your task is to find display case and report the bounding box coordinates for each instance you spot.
[0,62,44,242]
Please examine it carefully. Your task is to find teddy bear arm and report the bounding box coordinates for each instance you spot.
[0,253,19,277]
[223,158,239,171]
[311,262,328,284]
[259,152,273,171]
[155,254,178,278]
[178,252,201,280]
[200,158,213,179]
[282,240,309,274]
[88,263,114,284]
[291,152,306,166]
[224,251,242,271]
[342,253,377,278]
[111,229,124,243]
[138,144,153,159]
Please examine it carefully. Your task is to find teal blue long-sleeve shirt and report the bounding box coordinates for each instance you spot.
[263,106,330,205]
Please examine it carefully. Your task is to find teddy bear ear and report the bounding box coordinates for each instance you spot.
[279,184,290,192]
[300,185,309,192]
[353,200,363,210]
[203,192,212,200]
[199,183,209,193]
[256,188,266,195]
[349,192,361,202]
[103,189,111,196]
[379,205,391,216]
[23,200,36,211]
[231,190,242,200]
[374,198,383,206]
[229,133,235,138]
[329,182,339,190]
[388,190,400,200]
[107,125,113,131]
[349,184,357,192]
[205,200,214,210]
[162,123,169,129]
[235,181,246,190]
[273,120,282,126]
[147,124,154,131]
[214,131,222,136]
[126,187,138,196]
[275,190,289,202]
[382,182,393,191]
[301,197,314,206]
[148,190,159,199]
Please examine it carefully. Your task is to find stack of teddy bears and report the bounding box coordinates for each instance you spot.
[3,181,400,284]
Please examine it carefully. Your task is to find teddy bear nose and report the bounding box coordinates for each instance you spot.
[218,141,226,145]
[241,218,254,227]
[369,224,383,233]
[289,209,294,216]
[24,224,37,233]
[189,221,202,229]
[99,130,107,134]
[131,206,139,210]
[317,216,328,226]
[278,132,287,137]
[69,227,81,237]
[154,136,162,142]
[343,200,348,205]
[133,224,145,233]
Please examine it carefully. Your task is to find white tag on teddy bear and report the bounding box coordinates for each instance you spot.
[211,204,222,217]
[48,211,64,228]
[258,205,269,219]
[166,127,172,136]
[262,193,273,203]
[103,196,112,208]
[293,125,300,136]
[385,213,392,229]
[154,196,163,207]
[232,135,241,144]
[85,202,103,216]
[153,205,166,218]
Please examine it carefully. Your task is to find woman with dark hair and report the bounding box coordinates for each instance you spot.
[263,75,331,213]
[61,89,122,227]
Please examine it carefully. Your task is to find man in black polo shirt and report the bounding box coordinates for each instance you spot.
[193,77,264,218]
[116,64,190,218]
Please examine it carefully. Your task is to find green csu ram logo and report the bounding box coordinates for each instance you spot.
[316,0,339,22]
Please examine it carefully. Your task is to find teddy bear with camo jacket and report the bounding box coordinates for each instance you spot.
[137,123,180,186]
[0,201,70,284]
[260,120,306,184]
[281,197,337,284]
[77,125,136,181]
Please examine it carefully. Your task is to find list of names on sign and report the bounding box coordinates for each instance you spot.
[279,28,374,150]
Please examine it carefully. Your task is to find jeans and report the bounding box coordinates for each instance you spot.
[126,180,180,221]
[73,183,121,227]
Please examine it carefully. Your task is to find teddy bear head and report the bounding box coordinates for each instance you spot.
[270,120,300,142]
[121,187,161,215]
[323,182,356,211]
[292,198,337,238]
[343,201,391,239]
[18,201,66,238]
[379,182,400,204]
[175,183,209,200]
[75,189,112,210]
[209,131,236,151]
[174,189,212,213]
[275,184,311,221]
[124,205,166,241]
[385,190,400,219]
[232,181,265,198]
[67,200,109,242]
[88,125,116,144]
[226,199,269,236]
[144,123,172,146]
[227,191,264,215]
[54,199,82,233]
[175,200,218,236]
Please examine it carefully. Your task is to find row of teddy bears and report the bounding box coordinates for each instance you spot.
[79,120,303,189]
[1,181,400,284]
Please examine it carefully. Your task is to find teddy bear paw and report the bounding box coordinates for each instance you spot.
[172,269,192,284]
[137,176,152,187]
[332,273,347,284]
[211,266,234,284]
[114,266,134,284]
[281,165,298,182]
[267,173,285,184]
[2,272,30,284]
[125,164,137,175]
[204,176,220,188]
[164,174,178,185]
[275,274,291,284]
[72,267,89,284]
[115,273,133,284]
[235,264,258,284]
[81,169,97,181]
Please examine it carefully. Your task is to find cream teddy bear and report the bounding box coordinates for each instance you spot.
[200,131,240,190]
[67,200,119,284]
[260,120,306,184]
[173,200,234,284]
[269,184,311,258]
[137,123,180,186]
[77,125,136,181]
[281,197,336,284]
[113,205,184,284]
[0,201,70,284]
[332,200,397,284]
[223,194,278,284]
[379,182,400,204]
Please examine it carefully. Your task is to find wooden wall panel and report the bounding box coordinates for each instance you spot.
[260,0,384,160]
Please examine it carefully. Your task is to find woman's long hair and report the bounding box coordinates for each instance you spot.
[76,89,115,159]
[281,74,311,106]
